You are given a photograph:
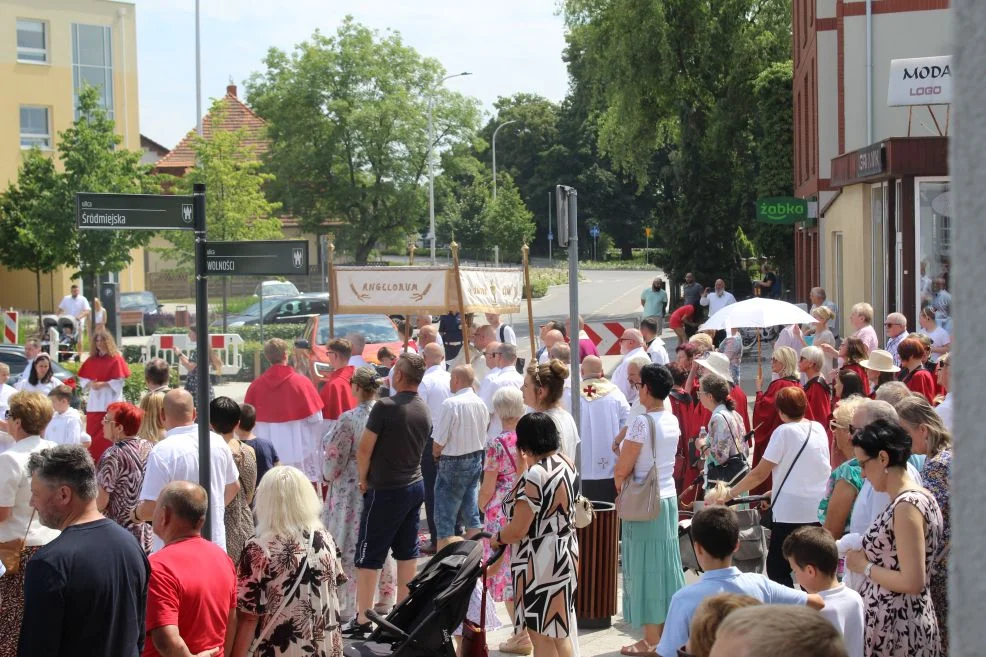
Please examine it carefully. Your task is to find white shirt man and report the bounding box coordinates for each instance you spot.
[346,333,369,368]
[578,358,630,488]
[479,344,524,439]
[58,287,91,320]
[418,344,452,430]
[809,287,840,339]
[20,340,41,381]
[611,329,647,402]
[485,313,517,346]
[434,375,490,457]
[700,279,737,318]
[138,390,239,553]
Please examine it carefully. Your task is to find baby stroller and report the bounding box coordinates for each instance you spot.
[345,533,504,657]
[40,315,80,362]
[679,494,771,575]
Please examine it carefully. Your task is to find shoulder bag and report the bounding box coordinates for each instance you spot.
[247,530,315,656]
[705,411,750,487]
[0,509,35,575]
[616,414,662,521]
[761,423,814,530]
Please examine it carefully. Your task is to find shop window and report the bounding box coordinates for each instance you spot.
[917,179,951,323]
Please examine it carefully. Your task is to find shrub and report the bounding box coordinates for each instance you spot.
[234,324,308,342]
[122,363,180,404]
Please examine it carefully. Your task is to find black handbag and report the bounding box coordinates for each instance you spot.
[761,424,813,530]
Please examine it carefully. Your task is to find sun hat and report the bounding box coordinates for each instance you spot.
[696,352,734,383]
[859,349,900,374]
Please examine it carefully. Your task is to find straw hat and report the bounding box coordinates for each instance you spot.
[697,352,734,383]
[859,349,900,373]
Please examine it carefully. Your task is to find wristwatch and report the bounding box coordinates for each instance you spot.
[864,562,874,579]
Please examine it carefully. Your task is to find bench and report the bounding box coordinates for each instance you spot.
[120,310,145,336]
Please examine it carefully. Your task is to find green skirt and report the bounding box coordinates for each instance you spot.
[621,496,685,627]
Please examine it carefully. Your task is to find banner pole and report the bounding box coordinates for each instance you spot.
[451,242,471,365]
[328,243,336,340]
[409,243,416,266]
[522,245,536,360]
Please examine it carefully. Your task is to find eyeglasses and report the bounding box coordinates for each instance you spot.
[829,420,846,431]
[857,455,874,469]
[618,338,635,342]
[632,382,642,390]
[101,416,116,424]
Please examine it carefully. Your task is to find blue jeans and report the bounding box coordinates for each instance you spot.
[434,450,483,539]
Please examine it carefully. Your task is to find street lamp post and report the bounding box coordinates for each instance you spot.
[491,120,519,203]
[427,71,472,265]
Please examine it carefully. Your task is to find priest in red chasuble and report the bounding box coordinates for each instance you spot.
[245,338,324,482]
[78,330,131,461]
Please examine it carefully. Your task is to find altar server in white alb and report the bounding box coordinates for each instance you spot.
[45,385,90,447]
[578,356,631,503]
[244,338,325,481]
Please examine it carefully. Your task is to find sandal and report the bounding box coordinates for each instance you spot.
[499,631,533,655]
[620,639,659,656]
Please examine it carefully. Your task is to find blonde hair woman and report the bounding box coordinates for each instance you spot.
[0,392,60,654]
[138,390,167,443]
[232,466,345,657]
[805,306,836,375]
[78,329,130,462]
[522,360,579,461]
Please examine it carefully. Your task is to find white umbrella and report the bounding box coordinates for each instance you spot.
[699,297,816,331]
[698,297,816,384]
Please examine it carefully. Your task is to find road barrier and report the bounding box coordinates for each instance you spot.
[3,311,17,344]
[142,333,244,376]
[584,321,635,356]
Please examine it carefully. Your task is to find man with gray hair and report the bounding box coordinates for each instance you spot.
[883,312,909,366]
[611,328,647,402]
[347,333,369,368]
[809,287,840,339]
[21,444,150,656]
[478,342,524,440]
[873,381,913,407]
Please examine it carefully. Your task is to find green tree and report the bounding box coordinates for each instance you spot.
[164,100,284,269]
[562,0,791,284]
[437,174,535,263]
[0,151,75,328]
[750,60,795,282]
[246,17,481,263]
[60,85,159,289]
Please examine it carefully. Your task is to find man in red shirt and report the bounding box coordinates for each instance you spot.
[144,481,237,657]
[318,338,357,433]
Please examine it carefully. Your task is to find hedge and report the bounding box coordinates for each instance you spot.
[153,323,307,343]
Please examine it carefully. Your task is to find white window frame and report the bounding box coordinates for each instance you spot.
[913,176,951,321]
[16,19,48,64]
[19,106,51,150]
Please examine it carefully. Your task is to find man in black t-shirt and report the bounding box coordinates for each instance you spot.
[20,444,150,657]
[344,352,431,640]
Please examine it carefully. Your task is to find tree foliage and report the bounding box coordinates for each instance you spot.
[246,17,481,263]
[438,172,535,263]
[561,0,792,284]
[164,101,284,269]
[60,86,159,283]
[0,151,75,324]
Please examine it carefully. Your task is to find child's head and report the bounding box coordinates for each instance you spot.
[209,396,241,435]
[48,385,74,413]
[782,526,840,592]
[687,593,761,657]
[690,507,739,568]
[377,346,396,368]
[235,402,257,438]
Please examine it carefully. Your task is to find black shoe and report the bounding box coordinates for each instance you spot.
[341,619,373,640]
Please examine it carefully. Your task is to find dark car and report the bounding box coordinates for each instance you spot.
[120,291,163,316]
[0,346,81,405]
[221,294,331,329]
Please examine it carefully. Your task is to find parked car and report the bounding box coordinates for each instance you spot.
[254,280,300,298]
[0,345,81,407]
[119,290,164,316]
[304,313,415,379]
[220,294,330,329]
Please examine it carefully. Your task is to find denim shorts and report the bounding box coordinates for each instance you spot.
[434,450,484,539]
[355,480,425,569]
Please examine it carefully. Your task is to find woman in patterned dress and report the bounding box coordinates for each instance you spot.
[845,420,944,657]
[211,396,257,564]
[479,387,526,654]
[95,401,153,552]
[232,465,346,657]
[320,367,396,621]
[491,412,579,657]
[897,395,952,656]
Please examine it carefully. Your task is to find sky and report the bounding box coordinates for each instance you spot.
[135,0,572,149]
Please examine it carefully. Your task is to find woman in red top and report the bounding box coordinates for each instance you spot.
[750,345,801,495]
[669,303,700,344]
[798,346,836,465]
[834,336,870,398]
[897,337,938,404]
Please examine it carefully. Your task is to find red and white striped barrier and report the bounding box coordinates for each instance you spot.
[2,311,17,344]
[142,333,244,376]
[584,321,636,356]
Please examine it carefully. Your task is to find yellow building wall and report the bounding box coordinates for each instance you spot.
[821,183,873,338]
[0,0,143,312]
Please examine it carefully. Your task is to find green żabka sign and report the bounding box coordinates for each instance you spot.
[756,197,808,225]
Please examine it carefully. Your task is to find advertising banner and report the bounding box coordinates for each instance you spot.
[888,56,953,107]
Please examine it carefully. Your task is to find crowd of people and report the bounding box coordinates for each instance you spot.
[0,275,956,657]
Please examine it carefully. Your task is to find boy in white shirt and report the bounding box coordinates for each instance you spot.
[784,526,865,657]
[45,385,91,447]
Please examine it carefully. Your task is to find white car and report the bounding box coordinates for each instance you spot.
[254,280,300,298]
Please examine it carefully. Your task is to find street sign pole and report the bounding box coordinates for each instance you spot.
[193,183,212,542]
[565,188,580,435]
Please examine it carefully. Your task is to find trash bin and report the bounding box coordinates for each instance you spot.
[575,501,618,629]
[175,305,190,328]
